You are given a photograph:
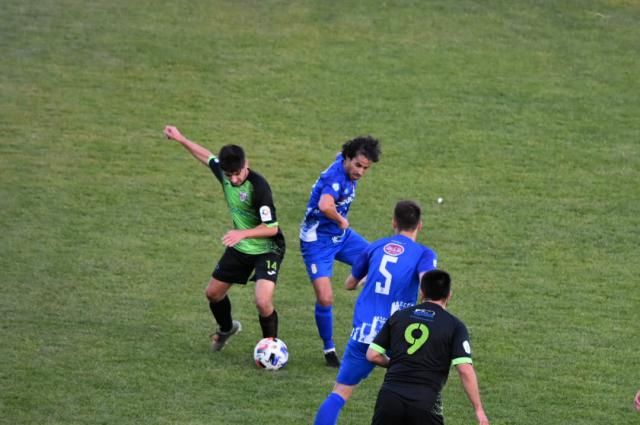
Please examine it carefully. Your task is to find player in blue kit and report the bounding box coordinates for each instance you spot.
[300,136,381,367]
[313,200,437,425]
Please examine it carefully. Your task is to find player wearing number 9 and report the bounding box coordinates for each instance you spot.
[366,269,490,425]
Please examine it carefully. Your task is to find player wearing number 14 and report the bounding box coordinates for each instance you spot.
[163,126,285,352]
[314,200,437,425]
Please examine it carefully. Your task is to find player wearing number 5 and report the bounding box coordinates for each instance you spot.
[314,200,437,425]
[367,270,489,425]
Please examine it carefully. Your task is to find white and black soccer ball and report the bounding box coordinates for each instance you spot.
[253,337,288,370]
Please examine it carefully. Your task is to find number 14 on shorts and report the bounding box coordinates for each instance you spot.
[266,260,278,276]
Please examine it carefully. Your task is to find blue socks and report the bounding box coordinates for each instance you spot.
[314,392,346,425]
[315,303,335,351]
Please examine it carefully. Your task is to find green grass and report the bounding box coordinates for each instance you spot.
[2,0,640,424]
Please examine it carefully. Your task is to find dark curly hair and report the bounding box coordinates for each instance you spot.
[341,136,381,162]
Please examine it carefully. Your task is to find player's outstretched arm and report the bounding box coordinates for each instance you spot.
[163,125,213,165]
[456,363,490,425]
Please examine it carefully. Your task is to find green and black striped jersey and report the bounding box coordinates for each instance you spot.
[208,156,285,255]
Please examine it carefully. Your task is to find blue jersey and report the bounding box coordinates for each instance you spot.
[349,234,437,344]
[299,154,356,242]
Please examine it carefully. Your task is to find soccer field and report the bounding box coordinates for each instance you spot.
[2,1,639,424]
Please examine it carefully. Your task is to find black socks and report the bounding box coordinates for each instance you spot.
[209,296,232,332]
[259,310,278,338]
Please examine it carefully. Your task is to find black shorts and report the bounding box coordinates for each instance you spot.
[371,387,443,425]
[212,247,284,284]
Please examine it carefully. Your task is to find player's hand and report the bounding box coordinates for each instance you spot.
[357,277,367,288]
[338,217,349,230]
[634,390,640,412]
[163,125,183,141]
[476,410,490,425]
[221,230,245,247]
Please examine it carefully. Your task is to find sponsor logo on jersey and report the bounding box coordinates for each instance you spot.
[383,243,405,256]
[411,309,436,321]
[239,191,248,202]
[260,206,273,222]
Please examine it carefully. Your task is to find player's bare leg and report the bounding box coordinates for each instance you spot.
[332,383,355,401]
[313,276,334,306]
[206,277,231,303]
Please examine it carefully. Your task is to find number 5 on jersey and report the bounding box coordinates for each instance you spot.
[375,254,399,295]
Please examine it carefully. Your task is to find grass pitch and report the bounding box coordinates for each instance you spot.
[2,1,639,424]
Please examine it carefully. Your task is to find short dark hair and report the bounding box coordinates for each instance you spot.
[218,144,246,172]
[420,269,451,301]
[341,136,381,162]
[394,200,421,232]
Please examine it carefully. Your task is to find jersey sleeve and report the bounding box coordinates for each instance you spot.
[208,155,224,184]
[318,158,344,200]
[450,320,473,366]
[417,247,438,274]
[319,175,341,200]
[250,174,279,227]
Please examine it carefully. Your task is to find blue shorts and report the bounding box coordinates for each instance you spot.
[300,228,368,280]
[336,340,375,386]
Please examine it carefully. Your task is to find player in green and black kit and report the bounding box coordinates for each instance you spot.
[366,270,489,425]
[164,126,285,352]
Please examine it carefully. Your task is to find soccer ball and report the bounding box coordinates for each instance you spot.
[253,337,288,370]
